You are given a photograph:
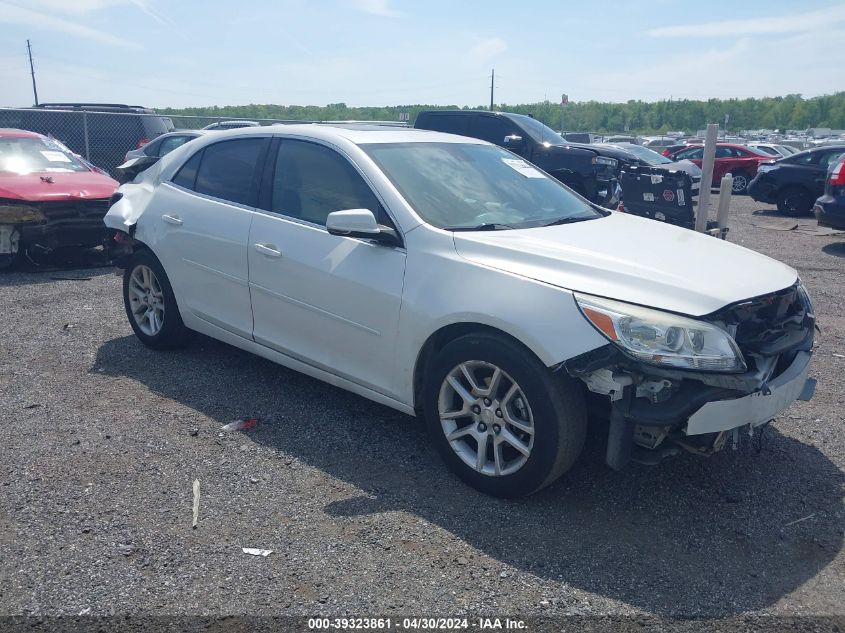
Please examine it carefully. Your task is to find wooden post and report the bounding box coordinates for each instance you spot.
[716,173,733,236]
[695,123,719,232]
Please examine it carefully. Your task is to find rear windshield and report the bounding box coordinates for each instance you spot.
[362,142,601,230]
[0,136,90,174]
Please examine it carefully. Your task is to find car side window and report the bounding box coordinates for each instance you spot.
[142,138,161,157]
[819,151,845,170]
[423,114,470,136]
[715,147,734,158]
[158,135,192,157]
[677,147,703,160]
[473,116,519,146]
[270,140,385,227]
[792,152,822,166]
[171,149,203,189]
[194,138,265,206]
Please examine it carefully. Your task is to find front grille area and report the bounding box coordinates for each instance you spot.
[37,198,111,220]
[712,284,814,371]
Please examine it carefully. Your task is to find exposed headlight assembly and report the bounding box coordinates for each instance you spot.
[575,293,746,373]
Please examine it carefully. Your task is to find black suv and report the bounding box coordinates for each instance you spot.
[0,103,173,175]
[414,111,620,206]
[748,145,845,213]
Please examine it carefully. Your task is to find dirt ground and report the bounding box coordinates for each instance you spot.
[0,196,843,622]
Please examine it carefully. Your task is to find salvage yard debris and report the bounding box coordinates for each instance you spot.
[192,479,200,529]
[222,418,259,432]
[242,548,273,557]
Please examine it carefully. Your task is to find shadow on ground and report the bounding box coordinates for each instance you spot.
[822,242,845,258]
[92,334,844,617]
[0,247,114,287]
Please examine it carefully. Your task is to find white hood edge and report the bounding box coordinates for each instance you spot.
[452,212,798,317]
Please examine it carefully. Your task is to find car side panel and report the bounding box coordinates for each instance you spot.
[391,227,608,407]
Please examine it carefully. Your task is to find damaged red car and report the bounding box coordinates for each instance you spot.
[0,128,118,268]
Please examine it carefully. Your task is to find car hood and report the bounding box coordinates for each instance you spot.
[452,212,797,317]
[661,159,702,178]
[0,171,118,201]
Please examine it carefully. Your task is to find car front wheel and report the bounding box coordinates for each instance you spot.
[424,333,586,497]
[123,249,187,349]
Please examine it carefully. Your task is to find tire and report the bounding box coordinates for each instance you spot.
[423,333,587,498]
[123,248,187,349]
[731,172,751,195]
[776,186,814,215]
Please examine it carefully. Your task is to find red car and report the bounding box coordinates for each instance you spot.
[0,128,118,268]
[667,143,772,194]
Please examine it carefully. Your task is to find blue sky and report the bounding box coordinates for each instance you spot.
[0,0,842,108]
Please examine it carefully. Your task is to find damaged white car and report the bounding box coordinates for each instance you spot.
[104,125,816,497]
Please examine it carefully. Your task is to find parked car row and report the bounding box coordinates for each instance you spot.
[749,145,845,213]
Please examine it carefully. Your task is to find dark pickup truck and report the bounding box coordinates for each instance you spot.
[414,110,620,207]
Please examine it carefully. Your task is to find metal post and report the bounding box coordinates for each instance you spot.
[82,112,91,161]
[490,69,494,111]
[695,123,719,232]
[716,172,733,237]
[26,40,39,106]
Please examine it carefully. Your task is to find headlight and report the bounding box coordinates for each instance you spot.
[592,156,618,168]
[575,293,746,372]
[797,281,814,318]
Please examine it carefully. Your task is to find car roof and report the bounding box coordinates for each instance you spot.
[0,128,44,139]
[244,123,488,145]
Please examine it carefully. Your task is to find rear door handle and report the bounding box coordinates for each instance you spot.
[162,214,183,226]
[253,243,282,258]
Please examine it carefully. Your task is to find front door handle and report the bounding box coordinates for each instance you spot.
[253,243,282,258]
[162,214,183,226]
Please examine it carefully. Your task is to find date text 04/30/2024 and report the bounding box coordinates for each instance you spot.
[307,617,528,630]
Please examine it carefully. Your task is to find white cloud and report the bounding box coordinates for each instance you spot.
[646,3,845,38]
[349,0,401,18]
[0,2,140,48]
[467,37,507,65]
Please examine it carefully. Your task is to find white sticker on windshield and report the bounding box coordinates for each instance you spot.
[502,158,544,178]
[40,150,71,163]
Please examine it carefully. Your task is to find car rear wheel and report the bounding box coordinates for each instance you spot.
[424,333,586,497]
[777,187,814,215]
[731,172,751,194]
[123,249,187,349]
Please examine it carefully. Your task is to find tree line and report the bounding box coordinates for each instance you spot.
[161,92,845,134]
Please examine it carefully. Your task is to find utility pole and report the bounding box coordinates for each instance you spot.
[26,39,39,106]
[490,69,494,111]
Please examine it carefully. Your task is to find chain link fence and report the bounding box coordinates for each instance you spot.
[0,108,408,176]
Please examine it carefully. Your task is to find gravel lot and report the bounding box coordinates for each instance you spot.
[1,196,843,621]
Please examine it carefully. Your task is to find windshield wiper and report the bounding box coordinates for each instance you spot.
[450,223,520,232]
[540,216,596,227]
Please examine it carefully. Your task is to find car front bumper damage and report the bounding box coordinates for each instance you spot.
[564,283,816,468]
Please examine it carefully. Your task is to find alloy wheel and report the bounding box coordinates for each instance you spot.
[127,264,165,336]
[731,174,748,193]
[437,361,535,477]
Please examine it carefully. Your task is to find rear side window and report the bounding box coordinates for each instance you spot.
[473,116,518,146]
[791,152,822,166]
[270,139,382,226]
[172,149,203,189]
[676,147,703,160]
[418,114,470,136]
[194,138,265,205]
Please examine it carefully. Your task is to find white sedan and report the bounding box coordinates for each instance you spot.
[105,125,815,497]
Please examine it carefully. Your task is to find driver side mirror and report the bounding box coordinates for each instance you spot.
[503,134,523,147]
[326,209,400,246]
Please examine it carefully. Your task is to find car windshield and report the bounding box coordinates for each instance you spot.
[362,142,603,230]
[0,136,89,174]
[611,144,672,165]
